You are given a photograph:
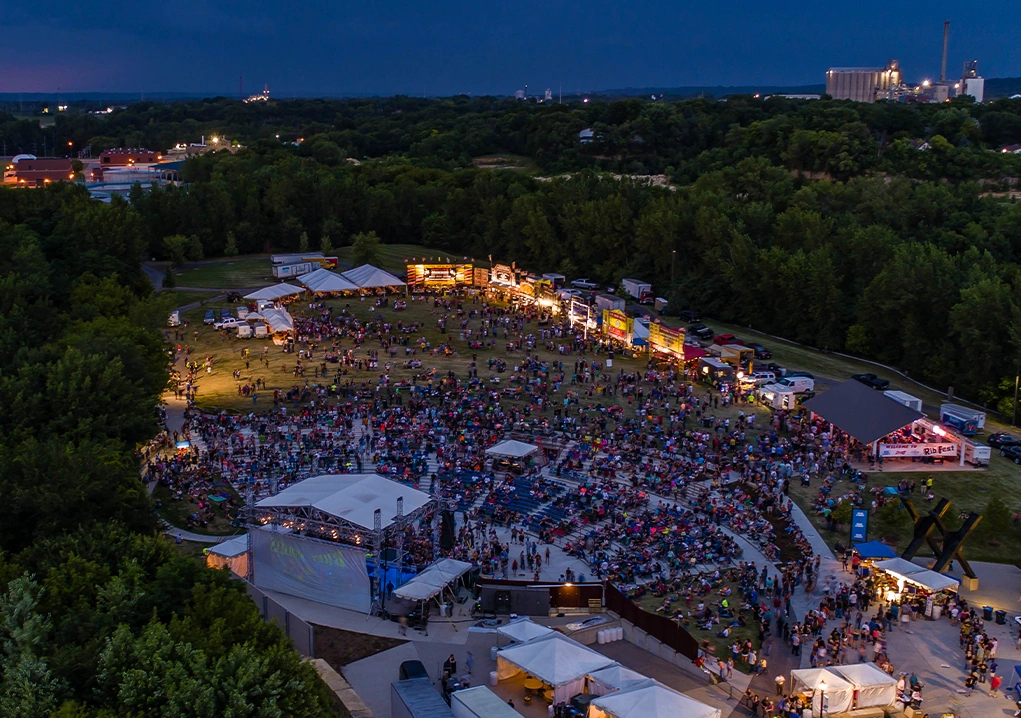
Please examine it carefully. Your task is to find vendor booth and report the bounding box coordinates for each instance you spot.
[872,558,959,618]
[852,541,897,560]
[393,558,473,620]
[584,664,647,696]
[789,668,854,715]
[496,617,556,646]
[205,535,249,577]
[587,679,721,718]
[833,663,899,709]
[496,633,615,704]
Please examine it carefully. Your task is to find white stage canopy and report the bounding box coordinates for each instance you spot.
[589,680,721,718]
[393,558,473,602]
[485,439,539,458]
[256,474,432,530]
[585,664,647,696]
[789,668,854,715]
[298,268,359,293]
[243,283,304,301]
[342,264,406,288]
[496,633,614,704]
[833,663,899,708]
[496,618,556,645]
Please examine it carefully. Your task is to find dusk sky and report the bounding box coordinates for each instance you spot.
[4,0,1020,96]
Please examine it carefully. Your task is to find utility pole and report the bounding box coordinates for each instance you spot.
[1013,366,1019,426]
[671,250,676,285]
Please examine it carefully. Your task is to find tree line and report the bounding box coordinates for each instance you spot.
[0,186,336,716]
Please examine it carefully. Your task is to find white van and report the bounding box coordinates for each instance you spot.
[167,310,181,327]
[740,370,776,387]
[777,376,814,394]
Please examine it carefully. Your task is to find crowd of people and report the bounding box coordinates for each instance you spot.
[152,286,957,712]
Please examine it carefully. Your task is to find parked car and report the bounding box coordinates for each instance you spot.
[740,370,777,387]
[203,309,215,324]
[746,342,772,359]
[219,307,231,319]
[1000,445,1021,464]
[852,373,890,390]
[762,362,785,375]
[215,317,241,330]
[714,333,743,345]
[677,310,701,323]
[557,288,582,301]
[777,376,815,394]
[784,370,815,379]
[689,323,714,340]
[604,286,616,294]
[988,433,1021,449]
[570,278,599,290]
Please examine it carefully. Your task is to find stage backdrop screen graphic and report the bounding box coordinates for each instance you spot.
[252,529,371,613]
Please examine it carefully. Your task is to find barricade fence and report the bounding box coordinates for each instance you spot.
[245,581,315,657]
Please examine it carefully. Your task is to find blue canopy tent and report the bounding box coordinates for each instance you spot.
[853,541,897,560]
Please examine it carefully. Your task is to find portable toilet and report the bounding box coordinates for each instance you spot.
[236,323,252,339]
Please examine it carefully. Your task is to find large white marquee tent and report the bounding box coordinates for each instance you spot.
[495,617,556,645]
[584,664,648,696]
[298,268,360,293]
[496,633,615,703]
[243,283,304,301]
[342,264,406,289]
[789,668,854,715]
[485,440,539,459]
[833,663,899,709]
[588,679,721,718]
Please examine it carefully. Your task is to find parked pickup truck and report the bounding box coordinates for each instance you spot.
[852,373,890,390]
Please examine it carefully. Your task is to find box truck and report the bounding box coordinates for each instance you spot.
[391,678,454,718]
[621,278,654,304]
[594,293,626,313]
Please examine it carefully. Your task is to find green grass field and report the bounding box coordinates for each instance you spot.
[334,243,489,276]
[159,289,222,309]
[153,482,241,536]
[175,258,276,289]
[638,578,760,672]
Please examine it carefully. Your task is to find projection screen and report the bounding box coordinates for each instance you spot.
[252,528,371,613]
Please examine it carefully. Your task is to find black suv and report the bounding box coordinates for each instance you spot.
[852,373,890,390]
[1001,445,1021,464]
[746,342,772,359]
[987,433,1021,449]
[678,310,701,323]
[688,323,713,340]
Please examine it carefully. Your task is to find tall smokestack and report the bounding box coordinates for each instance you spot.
[941,20,950,83]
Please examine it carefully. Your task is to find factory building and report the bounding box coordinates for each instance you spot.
[826,60,902,103]
[99,148,161,166]
[960,60,984,103]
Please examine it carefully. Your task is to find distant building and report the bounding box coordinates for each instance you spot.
[99,148,161,166]
[766,94,822,100]
[9,157,73,186]
[960,60,984,103]
[826,60,902,102]
[578,128,595,144]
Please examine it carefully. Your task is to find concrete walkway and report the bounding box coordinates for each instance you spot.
[163,527,242,544]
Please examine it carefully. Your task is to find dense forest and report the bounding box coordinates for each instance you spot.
[0,188,335,716]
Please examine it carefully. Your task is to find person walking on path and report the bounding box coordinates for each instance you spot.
[991,673,1002,696]
[775,674,785,696]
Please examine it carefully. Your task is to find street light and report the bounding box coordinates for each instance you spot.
[671,250,676,285]
[817,679,826,718]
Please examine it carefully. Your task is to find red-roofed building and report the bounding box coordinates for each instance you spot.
[99,148,161,166]
[11,158,74,187]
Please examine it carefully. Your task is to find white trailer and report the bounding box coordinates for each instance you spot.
[884,390,923,412]
[272,261,316,279]
[621,278,654,304]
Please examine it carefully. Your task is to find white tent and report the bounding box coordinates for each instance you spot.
[833,663,898,708]
[298,268,359,294]
[205,535,249,577]
[261,308,295,334]
[496,618,556,645]
[496,633,615,703]
[789,668,854,715]
[393,558,473,602]
[485,440,539,459]
[873,558,959,593]
[585,664,647,696]
[243,283,304,301]
[588,679,720,718]
[342,264,406,289]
